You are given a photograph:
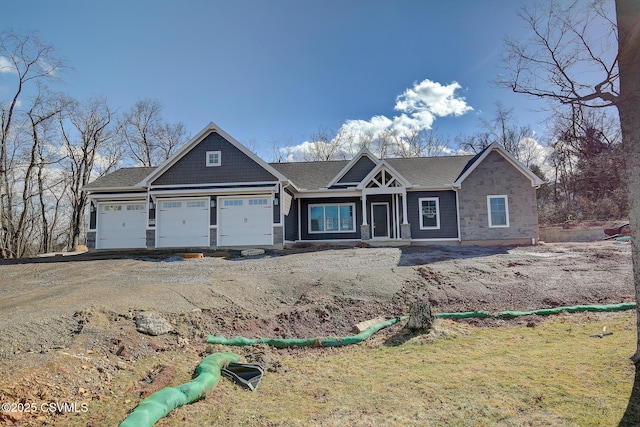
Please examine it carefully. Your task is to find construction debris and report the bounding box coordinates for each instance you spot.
[604,223,630,240]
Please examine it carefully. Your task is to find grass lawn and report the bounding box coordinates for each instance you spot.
[74,311,636,427]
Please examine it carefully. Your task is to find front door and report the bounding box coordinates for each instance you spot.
[371,203,390,238]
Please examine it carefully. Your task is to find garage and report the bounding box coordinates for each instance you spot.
[218,196,273,246]
[157,198,210,247]
[97,202,147,249]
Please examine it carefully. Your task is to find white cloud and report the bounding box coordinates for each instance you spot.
[341,115,393,140]
[395,79,472,117]
[518,136,552,172]
[278,79,472,160]
[0,55,16,73]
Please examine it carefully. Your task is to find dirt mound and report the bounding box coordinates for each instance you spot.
[0,242,633,425]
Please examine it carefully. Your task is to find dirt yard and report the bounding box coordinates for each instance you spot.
[0,241,634,425]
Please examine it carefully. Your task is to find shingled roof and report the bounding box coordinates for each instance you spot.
[82,167,157,190]
[270,155,475,190]
[269,160,350,190]
[386,156,475,188]
[84,155,479,192]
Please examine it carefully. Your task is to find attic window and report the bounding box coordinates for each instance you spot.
[206,151,221,167]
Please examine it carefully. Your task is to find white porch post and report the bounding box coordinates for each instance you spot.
[360,191,370,240]
[361,192,368,225]
[402,190,408,224]
[395,193,401,238]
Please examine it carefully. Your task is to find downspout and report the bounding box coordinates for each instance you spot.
[454,187,462,243]
[281,182,295,243]
[391,193,396,238]
[297,196,301,242]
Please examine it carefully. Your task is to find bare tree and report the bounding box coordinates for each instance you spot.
[393,128,451,158]
[544,105,625,222]
[60,98,120,250]
[120,98,188,166]
[0,31,64,257]
[303,126,343,161]
[498,0,640,422]
[23,89,69,254]
[498,1,619,108]
[457,103,539,166]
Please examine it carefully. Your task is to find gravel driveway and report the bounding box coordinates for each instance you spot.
[0,241,633,361]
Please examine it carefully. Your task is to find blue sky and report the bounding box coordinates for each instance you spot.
[4,0,558,161]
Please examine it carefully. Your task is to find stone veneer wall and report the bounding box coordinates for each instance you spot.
[146,230,155,249]
[274,226,283,245]
[457,151,539,242]
[209,228,217,247]
[360,224,370,240]
[86,231,96,250]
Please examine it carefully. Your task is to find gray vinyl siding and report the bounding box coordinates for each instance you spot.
[336,156,376,184]
[152,132,278,185]
[300,197,362,240]
[407,191,459,239]
[284,189,298,241]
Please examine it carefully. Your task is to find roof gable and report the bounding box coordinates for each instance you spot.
[139,122,287,186]
[356,160,413,190]
[326,148,379,188]
[453,142,544,188]
[336,156,377,184]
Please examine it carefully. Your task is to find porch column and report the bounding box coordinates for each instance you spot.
[401,190,408,224]
[360,192,370,240]
[361,193,368,225]
[401,191,411,240]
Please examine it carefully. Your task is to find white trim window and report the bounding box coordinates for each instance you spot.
[487,195,509,227]
[206,151,221,167]
[419,197,440,230]
[309,203,355,233]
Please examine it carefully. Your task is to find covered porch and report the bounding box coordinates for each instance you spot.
[359,167,411,241]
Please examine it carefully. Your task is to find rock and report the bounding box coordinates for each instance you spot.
[134,312,173,336]
[405,302,434,333]
[353,316,387,333]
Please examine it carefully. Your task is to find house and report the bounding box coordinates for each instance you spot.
[82,122,544,250]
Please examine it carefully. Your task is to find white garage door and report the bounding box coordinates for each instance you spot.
[218,196,273,246]
[157,198,209,248]
[97,202,147,249]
